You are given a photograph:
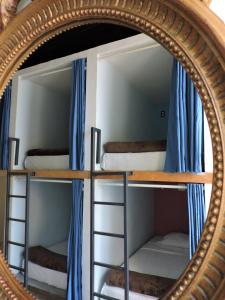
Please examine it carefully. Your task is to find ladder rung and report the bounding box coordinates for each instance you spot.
[94,231,124,238]
[9,194,26,199]
[94,201,124,206]
[8,241,25,247]
[93,292,119,300]
[94,261,123,271]
[9,264,25,272]
[8,218,26,223]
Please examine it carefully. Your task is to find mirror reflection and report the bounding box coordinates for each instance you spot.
[0,24,213,300]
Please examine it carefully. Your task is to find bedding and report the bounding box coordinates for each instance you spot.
[26,148,69,156]
[157,232,189,248]
[24,148,69,169]
[28,246,67,273]
[102,283,158,300]
[101,152,166,171]
[106,270,175,298]
[104,141,166,153]
[27,241,68,290]
[24,155,69,169]
[28,260,67,290]
[102,234,189,299]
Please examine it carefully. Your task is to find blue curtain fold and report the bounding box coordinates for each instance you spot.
[188,184,205,257]
[0,83,12,170]
[67,58,86,300]
[164,60,205,258]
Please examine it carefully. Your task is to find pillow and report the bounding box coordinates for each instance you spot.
[158,232,189,248]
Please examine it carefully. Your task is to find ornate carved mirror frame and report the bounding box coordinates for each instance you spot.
[0,0,225,299]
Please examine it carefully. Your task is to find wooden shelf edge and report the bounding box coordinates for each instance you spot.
[7,170,213,184]
[8,170,90,180]
[34,170,90,180]
[93,171,213,184]
[0,170,7,176]
[130,171,213,184]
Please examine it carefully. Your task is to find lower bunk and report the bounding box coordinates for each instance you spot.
[16,239,67,299]
[22,233,188,300]
[27,240,67,290]
[7,173,191,300]
[101,233,189,300]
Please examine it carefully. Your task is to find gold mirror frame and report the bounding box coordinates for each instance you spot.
[0,0,225,299]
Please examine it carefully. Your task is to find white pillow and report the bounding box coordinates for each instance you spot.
[158,233,189,248]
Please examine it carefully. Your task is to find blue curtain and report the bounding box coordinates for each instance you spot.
[67,58,86,300]
[0,83,12,170]
[164,60,205,258]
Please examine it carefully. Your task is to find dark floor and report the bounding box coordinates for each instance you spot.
[29,286,66,300]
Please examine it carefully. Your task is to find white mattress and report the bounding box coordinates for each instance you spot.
[102,284,158,300]
[27,240,68,290]
[102,235,189,300]
[101,152,166,171]
[24,155,69,170]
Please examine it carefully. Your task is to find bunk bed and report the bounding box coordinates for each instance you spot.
[89,126,198,300]
[101,141,166,171]
[89,56,209,300]
[1,34,213,300]
[24,149,69,170]
[101,233,189,299]
[27,240,68,290]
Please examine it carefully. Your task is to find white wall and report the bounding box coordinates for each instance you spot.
[8,181,72,269]
[210,0,225,22]
[29,182,72,247]
[96,59,170,148]
[10,78,70,168]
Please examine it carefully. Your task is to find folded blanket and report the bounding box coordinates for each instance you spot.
[106,269,175,297]
[104,141,166,153]
[28,246,67,273]
[27,149,69,156]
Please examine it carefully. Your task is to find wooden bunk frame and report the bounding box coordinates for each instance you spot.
[1,169,212,184]
[4,131,213,184]
[4,127,212,292]
[0,127,213,184]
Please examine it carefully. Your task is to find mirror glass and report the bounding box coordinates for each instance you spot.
[0,23,213,300]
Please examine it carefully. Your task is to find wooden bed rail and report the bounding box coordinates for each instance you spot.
[3,170,213,184]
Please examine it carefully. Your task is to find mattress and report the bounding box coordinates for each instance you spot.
[104,141,166,153]
[102,284,158,300]
[27,241,68,290]
[24,155,69,170]
[102,234,189,300]
[101,152,166,171]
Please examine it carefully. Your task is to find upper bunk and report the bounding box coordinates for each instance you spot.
[8,34,213,185]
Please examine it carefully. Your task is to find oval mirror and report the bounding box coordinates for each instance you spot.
[0,1,224,300]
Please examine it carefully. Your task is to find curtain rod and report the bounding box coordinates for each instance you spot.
[30,179,188,190]
[30,178,72,184]
[96,182,187,190]
[20,178,197,191]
